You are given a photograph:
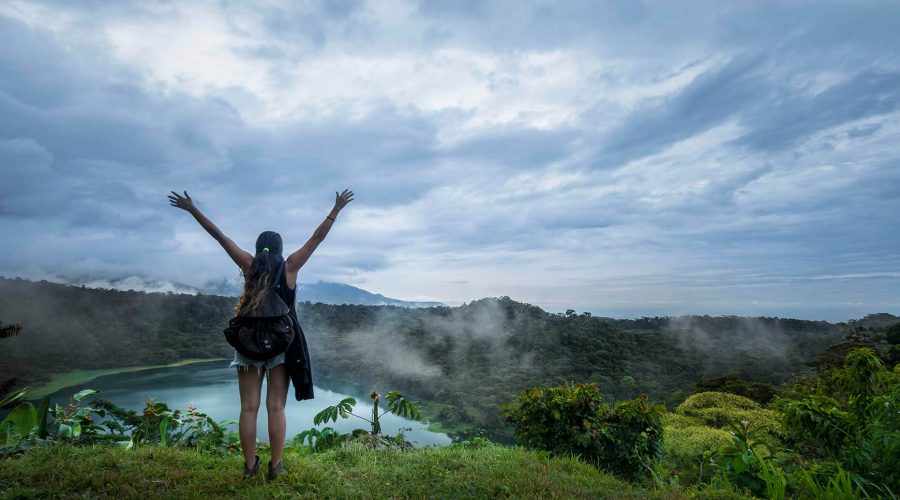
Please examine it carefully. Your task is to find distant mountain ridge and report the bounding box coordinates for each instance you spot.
[201,276,444,307]
[297,281,446,308]
[0,274,445,308]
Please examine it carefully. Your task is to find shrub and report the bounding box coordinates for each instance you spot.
[663,424,732,484]
[695,376,777,405]
[677,391,760,413]
[502,382,664,481]
[295,390,422,452]
[676,391,783,440]
[664,425,733,460]
[661,412,702,429]
[778,348,899,494]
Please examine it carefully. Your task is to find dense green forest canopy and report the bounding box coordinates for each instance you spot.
[2,276,894,439]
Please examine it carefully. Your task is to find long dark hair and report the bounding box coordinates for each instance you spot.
[234,231,283,315]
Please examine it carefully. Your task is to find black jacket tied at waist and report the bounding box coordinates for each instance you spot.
[274,265,314,401]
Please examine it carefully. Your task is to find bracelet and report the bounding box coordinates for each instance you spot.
[326,216,336,222]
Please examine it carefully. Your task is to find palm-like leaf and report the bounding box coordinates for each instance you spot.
[313,397,356,425]
[385,391,421,421]
[0,386,28,408]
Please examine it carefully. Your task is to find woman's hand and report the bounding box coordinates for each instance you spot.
[334,189,354,211]
[168,190,196,213]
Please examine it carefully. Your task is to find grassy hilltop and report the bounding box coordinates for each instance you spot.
[0,442,746,499]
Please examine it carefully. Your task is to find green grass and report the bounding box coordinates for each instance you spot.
[25,358,228,399]
[0,442,750,499]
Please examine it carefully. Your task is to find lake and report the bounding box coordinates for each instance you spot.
[18,360,451,447]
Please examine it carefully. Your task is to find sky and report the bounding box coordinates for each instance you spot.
[0,0,898,322]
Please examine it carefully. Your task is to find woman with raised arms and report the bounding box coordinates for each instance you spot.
[169,188,354,480]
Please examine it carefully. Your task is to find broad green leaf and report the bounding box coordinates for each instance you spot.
[207,417,222,434]
[2,402,37,438]
[1,421,21,446]
[0,386,28,408]
[160,416,171,447]
[36,396,50,438]
[73,389,98,402]
[74,407,96,419]
[59,423,73,438]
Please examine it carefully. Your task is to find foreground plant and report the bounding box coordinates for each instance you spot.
[711,419,784,498]
[501,382,665,481]
[776,347,898,495]
[293,390,422,451]
[1,388,240,456]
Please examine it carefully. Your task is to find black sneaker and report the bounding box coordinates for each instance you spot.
[267,459,284,480]
[242,455,260,479]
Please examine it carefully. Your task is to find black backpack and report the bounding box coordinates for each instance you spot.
[223,261,295,361]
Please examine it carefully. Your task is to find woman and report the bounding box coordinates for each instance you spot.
[168,188,354,480]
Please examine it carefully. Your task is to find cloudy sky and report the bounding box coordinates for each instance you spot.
[1,0,898,321]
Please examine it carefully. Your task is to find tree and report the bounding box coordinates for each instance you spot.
[779,348,899,494]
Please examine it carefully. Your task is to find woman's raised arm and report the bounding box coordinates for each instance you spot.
[168,190,253,273]
[286,189,354,273]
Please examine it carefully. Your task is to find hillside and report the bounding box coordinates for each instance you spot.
[1,277,879,439]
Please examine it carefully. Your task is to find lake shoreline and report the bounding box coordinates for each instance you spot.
[25,358,229,399]
[22,359,463,445]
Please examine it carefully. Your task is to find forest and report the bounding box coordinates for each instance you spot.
[2,276,895,441]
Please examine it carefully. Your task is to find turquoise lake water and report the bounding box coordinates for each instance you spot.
[21,360,451,447]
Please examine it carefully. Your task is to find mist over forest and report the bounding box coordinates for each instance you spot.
[4,276,893,439]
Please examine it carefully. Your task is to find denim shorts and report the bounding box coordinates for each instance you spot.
[229,349,286,376]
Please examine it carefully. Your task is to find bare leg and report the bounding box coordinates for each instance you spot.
[237,365,264,468]
[266,363,290,466]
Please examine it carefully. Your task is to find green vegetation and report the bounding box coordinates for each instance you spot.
[658,347,899,498]
[663,413,734,484]
[694,376,778,405]
[0,277,236,393]
[675,392,783,441]
[1,388,240,457]
[1,277,882,440]
[0,384,746,498]
[776,347,899,494]
[295,390,424,451]
[301,299,855,439]
[502,383,664,481]
[7,352,894,498]
[0,441,750,499]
